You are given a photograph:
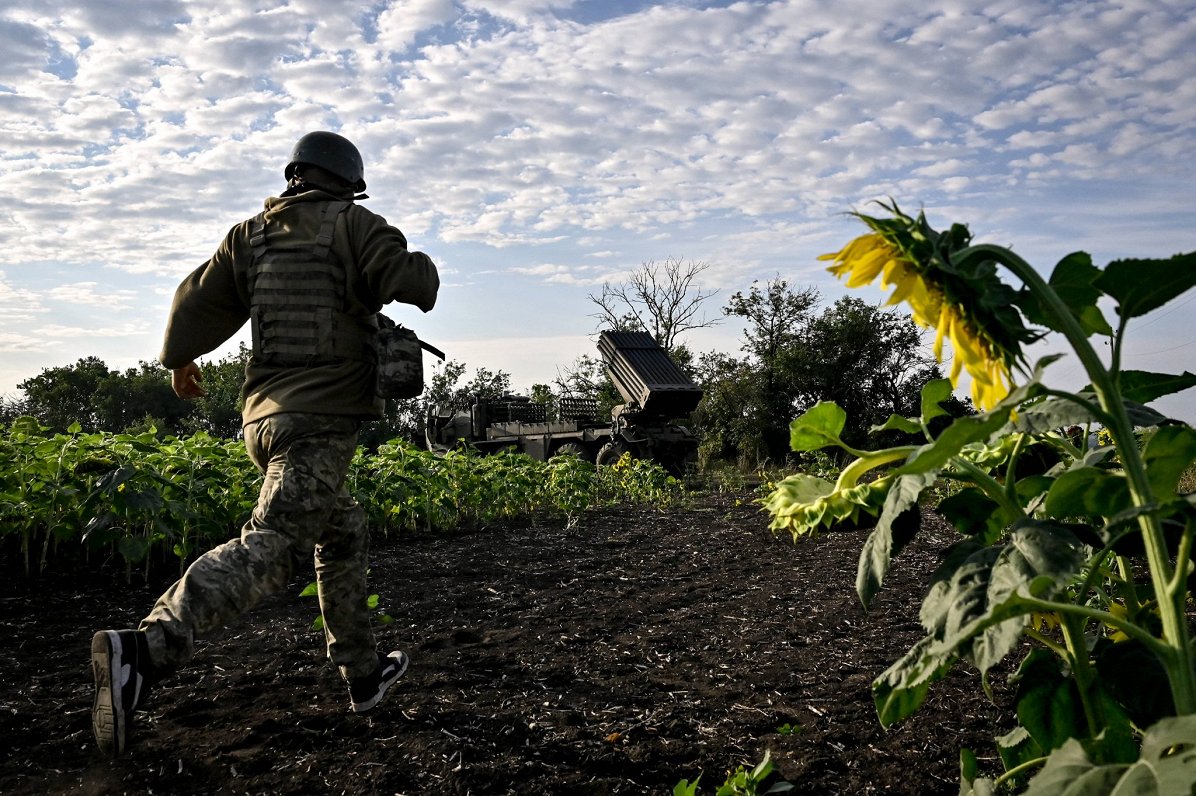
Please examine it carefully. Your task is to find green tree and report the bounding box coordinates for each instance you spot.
[100,361,191,435]
[695,284,946,467]
[18,356,114,432]
[786,296,936,449]
[18,357,194,435]
[529,383,558,417]
[179,344,250,439]
[555,353,622,424]
[360,360,513,450]
[721,277,821,462]
[691,351,766,468]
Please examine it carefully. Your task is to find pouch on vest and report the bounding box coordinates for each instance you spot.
[375,314,446,399]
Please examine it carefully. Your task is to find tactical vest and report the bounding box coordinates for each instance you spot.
[246,201,376,367]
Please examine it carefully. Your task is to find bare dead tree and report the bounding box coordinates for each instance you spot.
[588,257,720,351]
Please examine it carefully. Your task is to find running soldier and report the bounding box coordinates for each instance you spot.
[91,131,439,758]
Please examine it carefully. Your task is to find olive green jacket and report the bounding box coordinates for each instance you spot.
[160,189,439,424]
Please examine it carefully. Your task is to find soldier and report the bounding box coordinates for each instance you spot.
[90,131,439,758]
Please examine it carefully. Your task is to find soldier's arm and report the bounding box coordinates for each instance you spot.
[170,362,207,399]
[159,229,251,369]
[350,210,439,313]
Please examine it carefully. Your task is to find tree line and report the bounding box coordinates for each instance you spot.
[1,260,969,467]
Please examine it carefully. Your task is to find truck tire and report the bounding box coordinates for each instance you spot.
[595,440,629,467]
[552,441,593,462]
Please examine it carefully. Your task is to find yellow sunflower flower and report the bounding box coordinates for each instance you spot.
[820,230,1014,411]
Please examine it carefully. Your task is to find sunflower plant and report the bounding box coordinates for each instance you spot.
[766,201,1196,794]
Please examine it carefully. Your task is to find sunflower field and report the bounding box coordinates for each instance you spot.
[0,416,680,580]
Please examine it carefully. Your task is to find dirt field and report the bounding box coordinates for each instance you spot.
[2,491,1013,795]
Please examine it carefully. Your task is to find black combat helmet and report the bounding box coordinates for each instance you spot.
[285,131,366,192]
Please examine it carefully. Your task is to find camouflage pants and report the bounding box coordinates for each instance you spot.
[140,412,379,681]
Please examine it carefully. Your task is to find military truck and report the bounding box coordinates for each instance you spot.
[425,331,703,474]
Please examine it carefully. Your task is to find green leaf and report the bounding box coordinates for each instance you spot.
[1023,715,1196,796]
[1012,649,1087,754]
[898,412,1012,475]
[875,523,1086,725]
[872,413,922,435]
[873,635,954,727]
[1095,640,1176,730]
[1050,252,1113,335]
[898,368,1052,476]
[1117,371,1196,405]
[1010,395,1100,434]
[997,725,1044,783]
[856,473,930,608]
[366,593,380,610]
[1021,252,1114,337]
[298,581,320,597]
[1142,425,1196,497]
[956,745,995,793]
[788,401,848,452]
[1045,468,1131,519]
[1023,740,1125,796]
[938,487,1008,543]
[98,465,137,492]
[1134,715,1196,789]
[117,535,151,564]
[1123,401,1172,428]
[1014,475,1055,509]
[1093,251,1196,320]
[920,378,954,424]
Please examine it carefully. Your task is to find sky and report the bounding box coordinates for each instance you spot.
[2,0,1195,423]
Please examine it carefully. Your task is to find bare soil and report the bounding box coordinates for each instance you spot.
[1,491,1013,795]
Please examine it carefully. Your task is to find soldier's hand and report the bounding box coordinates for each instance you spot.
[172,362,207,399]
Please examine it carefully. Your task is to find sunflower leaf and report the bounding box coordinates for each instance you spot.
[875,522,1086,727]
[1093,252,1196,320]
[1023,715,1196,796]
[1142,425,1196,496]
[1115,370,1196,405]
[856,473,932,608]
[872,414,922,435]
[920,378,954,424]
[1018,252,1113,338]
[788,401,848,452]
[1008,394,1100,434]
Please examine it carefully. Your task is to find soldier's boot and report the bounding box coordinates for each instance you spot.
[91,629,154,758]
[349,650,409,713]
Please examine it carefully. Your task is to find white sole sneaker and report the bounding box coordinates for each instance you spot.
[350,650,409,713]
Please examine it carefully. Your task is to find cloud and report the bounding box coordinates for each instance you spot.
[508,262,621,286]
[0,271,46,321]
[0,332,44,352]
[375,0,459,51]
[46,282,136,309]
[37,322,149,339]
[1,0,1195,411]
[2,0,1193,279]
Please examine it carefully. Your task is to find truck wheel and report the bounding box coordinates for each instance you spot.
[552,442,593,462]
[596,440,629,467]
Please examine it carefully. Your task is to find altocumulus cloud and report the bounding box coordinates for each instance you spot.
[0,0,1193,415]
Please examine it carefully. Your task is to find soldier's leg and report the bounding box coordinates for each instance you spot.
[314,491,377,680]
[140,414,358,673]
